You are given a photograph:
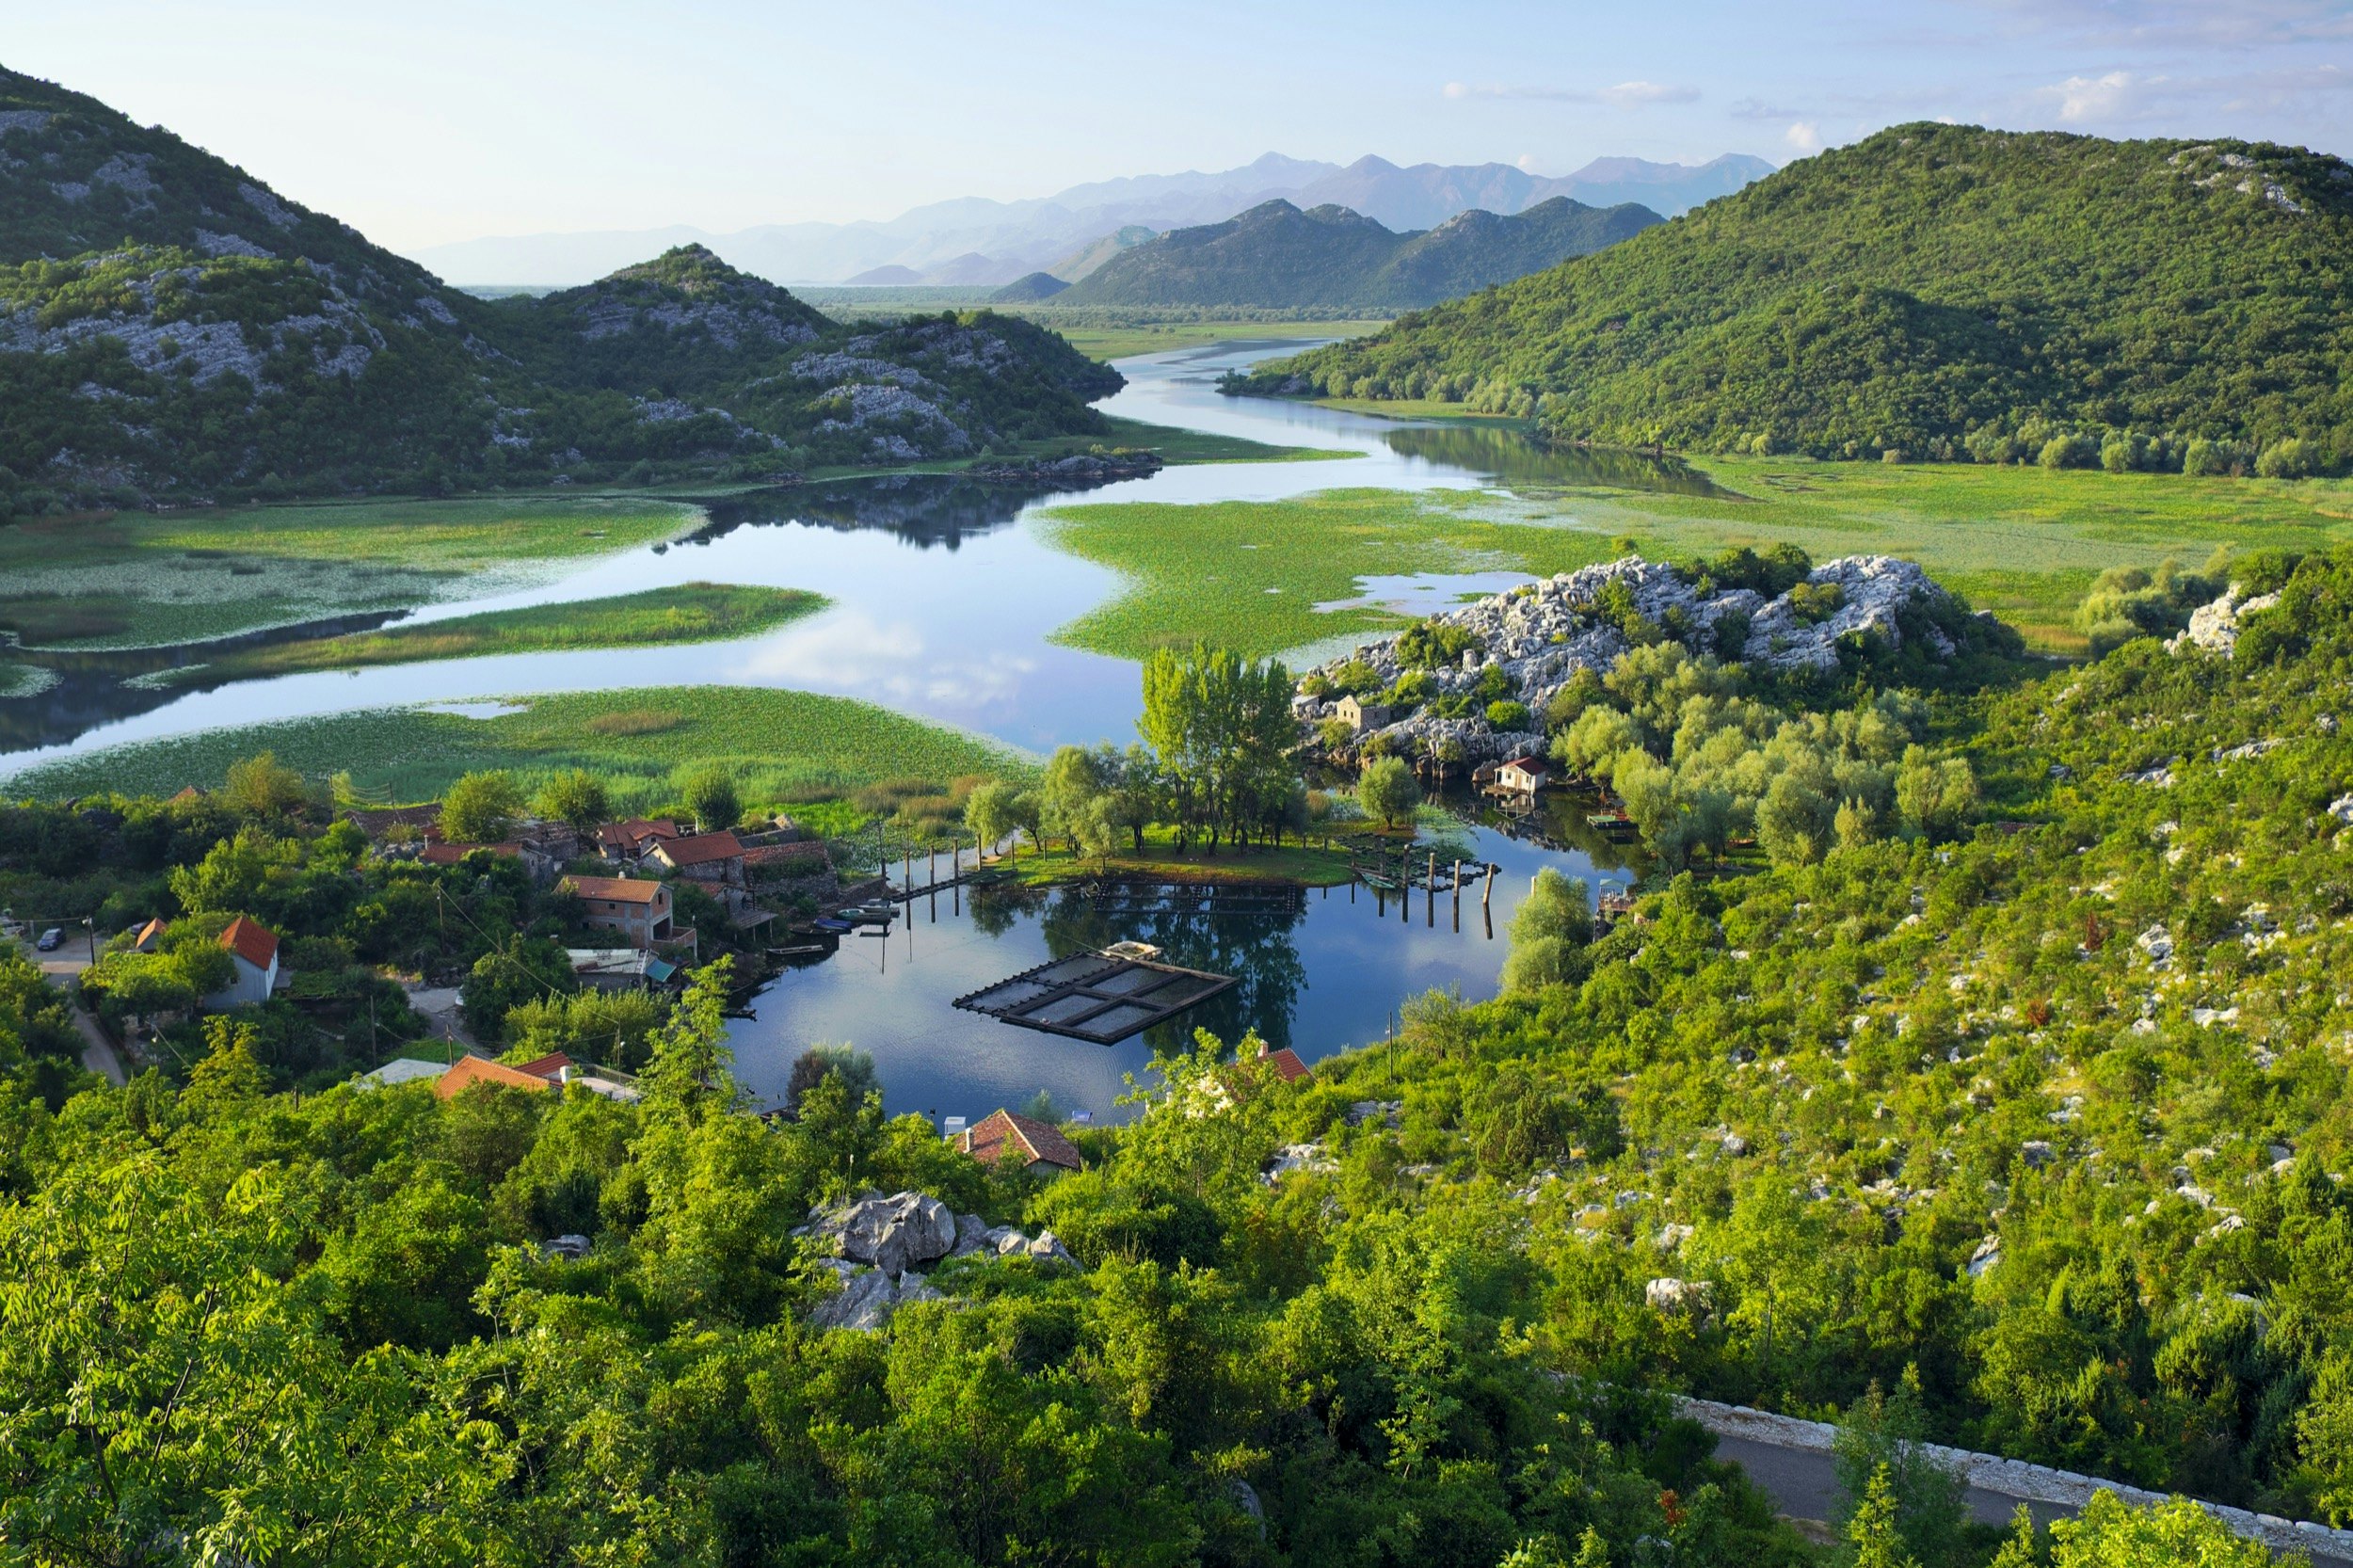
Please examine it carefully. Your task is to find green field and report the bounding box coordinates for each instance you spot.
[1040,462,2353,660]
[1048,318,1395,361]
[0,494,699,649]
[164,584,826,686]
[8,686,1035,807]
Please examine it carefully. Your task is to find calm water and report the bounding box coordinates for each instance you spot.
[0,339,1667,1117]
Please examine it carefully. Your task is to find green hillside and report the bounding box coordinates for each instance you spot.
[1236,124,2353,471]
[1058,196,1658,310]
[0,67,1121,521]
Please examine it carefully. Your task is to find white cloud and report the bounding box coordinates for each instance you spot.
[1515,152,1541,172]
[2046,70,2143,120]
[1599,80,1701,107]
[1441,79,1700,108]
[1785,120,1823,152]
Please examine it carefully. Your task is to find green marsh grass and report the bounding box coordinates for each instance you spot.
[0,494,700,649]
[170,584,826,684]
[1039,462,2353,660]
[8,686,1036,807]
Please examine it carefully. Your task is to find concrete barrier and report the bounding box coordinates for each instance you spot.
[1677,1397,2353,1563]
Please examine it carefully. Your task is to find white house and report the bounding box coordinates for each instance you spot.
[203,916,280,1010]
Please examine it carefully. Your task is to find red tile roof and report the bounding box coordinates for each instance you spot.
[508,1051,573,1080]
[433,1054,556,1099]
[595,818,681,853]
[958,1109,1082,1173]
[1259,1045,1312,1084]
[217,915,279,970]
[562,874,667,904]
[133,917,168,951]
[1499,756,1547,773]
[653,831,744,868]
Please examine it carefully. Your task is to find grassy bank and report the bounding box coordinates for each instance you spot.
[166,584,827,685]
[1005,827,1378,889]
[0,494,699,650]
[1040,463,2353,660]
[8,686,1036,806]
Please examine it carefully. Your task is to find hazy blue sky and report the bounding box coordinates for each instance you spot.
[8,0,2349,248]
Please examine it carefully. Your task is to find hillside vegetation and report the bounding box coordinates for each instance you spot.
[1238,124,2353,472]
[0,68,1120,522]
[1060,197,1658,310]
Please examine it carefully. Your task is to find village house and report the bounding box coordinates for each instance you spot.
[418,839,561,884]
[955,1109,1083,1175]
[1258,1043,1312,1085]
[129,917,168,953]
[649,830,747,888]
[202,916,280,1010]
[432,1054,555,1099]
[594,818,683,862]
[1334,695,1397,733]
[560,873,679,952]
[1493,755,1549,797]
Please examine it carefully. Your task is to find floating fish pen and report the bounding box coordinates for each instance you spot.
[952,949,1238,1045]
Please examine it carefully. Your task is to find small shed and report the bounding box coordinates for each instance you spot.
[1494,755,1549,796]
[1334,696,1397,733]
[651,831,747,888]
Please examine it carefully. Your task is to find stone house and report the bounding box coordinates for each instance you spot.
[561,873,679,951]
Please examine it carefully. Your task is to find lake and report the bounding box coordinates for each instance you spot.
[0,339,1661,1117]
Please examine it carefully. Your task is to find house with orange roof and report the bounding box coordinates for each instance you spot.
[954,1109,1083,1175]
[432,1054,557,1099]
[1258,1044,1312,1085]
[202,916,280,1010]
[594,818,682,861]
[560,873,679,952]
[129,917,168,953]
[648,830,746,888]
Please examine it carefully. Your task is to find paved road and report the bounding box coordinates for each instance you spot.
[1709,1436,2353,1566]
[14,937,128,1086]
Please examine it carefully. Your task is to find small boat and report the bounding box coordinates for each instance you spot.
[856,927,890,938]
[813,917,855,934]
[767,943,828,957]
[836,905,896,926]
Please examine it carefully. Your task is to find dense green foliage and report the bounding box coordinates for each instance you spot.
[1061,197,1658,311]
[1239,125,2353,469]
[0,68,1121,520]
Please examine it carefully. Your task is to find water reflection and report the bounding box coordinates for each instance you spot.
[1379,425,1734,495]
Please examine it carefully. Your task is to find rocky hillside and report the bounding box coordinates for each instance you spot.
[1058,196,1658,310]
[0,67,1122,519]
[1296,552,2012,761]
[1239,124,2353,468]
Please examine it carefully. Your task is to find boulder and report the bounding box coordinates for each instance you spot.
[807,1190,958,1278]
[2170,585,2281,657]
[1646,1277,1711,1312]
[808,1266,899,1332]
[950,1212,990,1257]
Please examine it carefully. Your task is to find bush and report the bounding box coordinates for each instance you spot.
[1356,756,1422,827]
[2256,438,2313,479]
[1485,700,1530,730]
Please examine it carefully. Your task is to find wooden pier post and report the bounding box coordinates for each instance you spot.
[1482,863,1496,911]
[1452,858,1463,928]
[1426,852,1435,925]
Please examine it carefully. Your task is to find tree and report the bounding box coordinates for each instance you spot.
[1357,756,1421,828]
[640,956,739,1118]
[1833,1370,1967,1568]
[677,763,741,832]
[2041,1493,2275,1567]
[965,779,1022,856]
[1042,746,1110,853]
[534,768,610,832]
[786,1043,879,1115]
[441,770,524,843]
[1500,869,1592,992]
[1756,768,1835,867]
[459,935,576,1041]
[222,750,307,818]
[1848,1464,1923,1568]
[1896,746,1977,842]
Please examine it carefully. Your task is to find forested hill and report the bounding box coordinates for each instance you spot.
[1058,196,1659,309]
[0,66,1121,520]
[1236,124,2353,468]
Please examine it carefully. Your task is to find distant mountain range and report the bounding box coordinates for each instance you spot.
[1054,197,1660,310]
[409,152,1773,288]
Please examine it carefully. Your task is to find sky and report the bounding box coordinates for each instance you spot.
[6,0,2350,250]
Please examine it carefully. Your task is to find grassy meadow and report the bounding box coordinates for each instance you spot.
[8,686,1035,807]
[1039,461,2353,660]
[0,494,699,649]
[165,584,826,685]
[1047,318,1395,361]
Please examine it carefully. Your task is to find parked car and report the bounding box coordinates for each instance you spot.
[35,927,62,952]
